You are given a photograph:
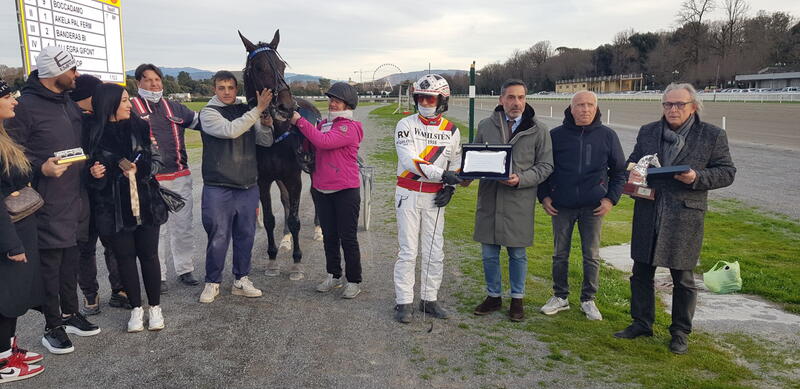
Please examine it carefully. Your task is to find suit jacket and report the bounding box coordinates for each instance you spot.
[627,113,735,270]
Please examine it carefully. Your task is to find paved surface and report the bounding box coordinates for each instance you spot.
[601,244,800,344]
[452,97,800,150]
[448,101,800,220]
[9,107,594,389]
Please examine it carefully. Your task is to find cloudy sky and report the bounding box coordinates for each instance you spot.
[1,0,798,80]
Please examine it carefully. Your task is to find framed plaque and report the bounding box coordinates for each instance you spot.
[458,143,513,180]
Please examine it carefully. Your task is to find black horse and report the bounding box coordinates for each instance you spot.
[239,30,320,280]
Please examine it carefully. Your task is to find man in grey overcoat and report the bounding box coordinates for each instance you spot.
[468,79,553,322]
[613,83,735,354]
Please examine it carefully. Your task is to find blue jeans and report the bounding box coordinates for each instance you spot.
[202,185,259,284]
[481,244,528,299]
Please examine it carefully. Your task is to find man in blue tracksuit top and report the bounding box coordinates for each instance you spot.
[537,90,626,321]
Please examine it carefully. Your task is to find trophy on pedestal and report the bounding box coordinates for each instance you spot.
[623,154,660,200]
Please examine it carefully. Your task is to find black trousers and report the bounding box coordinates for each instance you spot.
[630,261,697,335]
[78,227,123,300]
[0,315,15,352]
[107,226,161,308]
[311,187,362,283]
[39,246,80,329]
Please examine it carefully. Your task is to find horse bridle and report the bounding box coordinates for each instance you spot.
[244,45,296,120]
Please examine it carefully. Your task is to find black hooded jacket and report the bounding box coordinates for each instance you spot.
[4,70,88,249]
[537,107,626,209]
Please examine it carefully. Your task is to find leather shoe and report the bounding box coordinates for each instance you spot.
[669,333,689,354]
[178,272,200,286]
[509,298,524,322]
[474,296,502,316]
[613,324,654,339]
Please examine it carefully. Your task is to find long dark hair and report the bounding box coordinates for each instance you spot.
[85,83,124,155]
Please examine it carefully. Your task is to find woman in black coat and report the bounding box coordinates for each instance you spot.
[85,83,168,333]
[0,78,46,382]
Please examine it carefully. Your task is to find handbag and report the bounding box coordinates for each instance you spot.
[703,261,742,294]
[159,186,186,213]
[4,185,44,223]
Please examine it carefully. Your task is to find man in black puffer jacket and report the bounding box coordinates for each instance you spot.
[5,46,100,355]
[537,90,626,321]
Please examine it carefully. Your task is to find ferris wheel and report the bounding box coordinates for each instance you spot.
[372,63,403,92]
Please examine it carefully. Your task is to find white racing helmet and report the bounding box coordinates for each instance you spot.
[412,74,450,115]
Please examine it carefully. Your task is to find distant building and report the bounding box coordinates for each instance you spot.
[556,73,644,93]
[735,67,800,89]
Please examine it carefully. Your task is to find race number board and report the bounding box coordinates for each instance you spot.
[16,0,126,84]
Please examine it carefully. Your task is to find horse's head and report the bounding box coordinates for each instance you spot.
[239,29,296,122]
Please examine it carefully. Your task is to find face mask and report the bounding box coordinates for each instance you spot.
[138,88,163,103]
[418,105,437,118]
[328,110,353,121]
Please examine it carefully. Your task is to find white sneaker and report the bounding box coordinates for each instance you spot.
[232,276,262,297]
[580,300,603,321]
[148,306,165,330]
[199,283,220,303]
[313,226,324,241]
[128,307,144,333]
[540,296,570,315]
[341,282,361,299]
[316,274,343,292]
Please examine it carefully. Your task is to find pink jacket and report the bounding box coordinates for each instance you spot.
[295,117,363,191]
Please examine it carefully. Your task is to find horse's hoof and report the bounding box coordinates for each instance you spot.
[313,226,323,241]
[265,260,280,276]
[279,234,292,251]
[289,264,305,281]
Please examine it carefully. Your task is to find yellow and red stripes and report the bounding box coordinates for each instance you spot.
[399,119,456,180]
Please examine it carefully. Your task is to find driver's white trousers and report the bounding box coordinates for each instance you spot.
[393,186,446,305]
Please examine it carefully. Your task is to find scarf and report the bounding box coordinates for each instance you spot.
[660,114,695,166]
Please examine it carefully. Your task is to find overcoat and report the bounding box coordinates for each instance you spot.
[627,113,735,270]
[473,104,553,247]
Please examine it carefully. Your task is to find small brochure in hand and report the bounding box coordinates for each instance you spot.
[458,143,513,180]
[54,147,87,164]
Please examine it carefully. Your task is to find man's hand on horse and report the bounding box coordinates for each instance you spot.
[256,88,273,112]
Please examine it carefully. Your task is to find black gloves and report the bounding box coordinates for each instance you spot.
[434,186,455,207]
[441,170,463,185]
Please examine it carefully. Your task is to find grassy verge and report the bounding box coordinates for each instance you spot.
[368,104,800,388]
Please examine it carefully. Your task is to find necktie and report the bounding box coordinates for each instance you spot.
[506,119,515,141]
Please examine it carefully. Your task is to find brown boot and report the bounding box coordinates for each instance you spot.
[509,298,524,322]
[473,296,502,315]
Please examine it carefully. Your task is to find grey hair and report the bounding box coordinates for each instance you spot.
[500,79,527,95]
[663,82,703,112]
[570,90,597,105]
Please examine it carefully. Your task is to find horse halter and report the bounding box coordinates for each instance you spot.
[244,45,294,118]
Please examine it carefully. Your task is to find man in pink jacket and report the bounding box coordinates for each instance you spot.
[290,82,364,299]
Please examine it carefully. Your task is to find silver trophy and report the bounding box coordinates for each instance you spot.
[630,154,661,187]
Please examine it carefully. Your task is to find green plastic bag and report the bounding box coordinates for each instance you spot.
[703,261,742,294]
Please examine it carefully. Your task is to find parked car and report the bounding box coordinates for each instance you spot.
[782,87,799,92]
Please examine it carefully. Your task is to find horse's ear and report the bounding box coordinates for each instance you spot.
[239,30,257,52]
[269,29,280,49]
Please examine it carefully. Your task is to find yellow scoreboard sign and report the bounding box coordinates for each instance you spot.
[16,0,126,85]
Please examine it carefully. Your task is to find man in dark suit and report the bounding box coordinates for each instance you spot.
[613,83,736,354]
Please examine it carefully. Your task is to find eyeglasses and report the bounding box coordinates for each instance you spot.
[662,101,692,110]
[416,95,437,104]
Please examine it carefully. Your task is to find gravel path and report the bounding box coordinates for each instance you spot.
[10,107,602,389]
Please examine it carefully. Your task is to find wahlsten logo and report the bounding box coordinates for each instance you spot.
[396,129,452,141]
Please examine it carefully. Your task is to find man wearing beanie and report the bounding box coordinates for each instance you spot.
[130,64,201,291]
[5,46,101,355]
[68,75,130,316]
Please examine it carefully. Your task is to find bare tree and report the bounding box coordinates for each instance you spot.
[678,0,716,65]
[712,0,750,85]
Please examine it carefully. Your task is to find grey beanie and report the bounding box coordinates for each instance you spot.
[36,46,77,78]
